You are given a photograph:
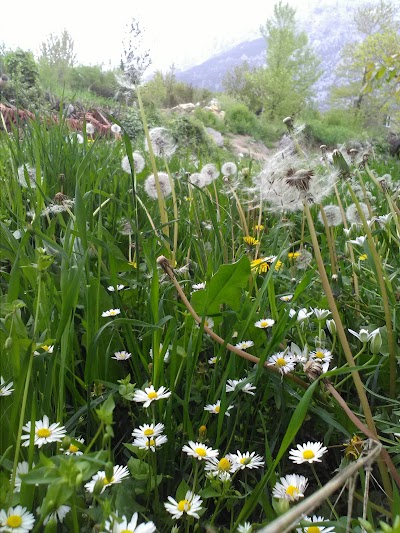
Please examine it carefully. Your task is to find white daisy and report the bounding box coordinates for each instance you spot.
[204,400,234,416]
[289,441,328,464]
[84,465,129,494]
[227,451,264,471]
[254,318,275,329]
[197,317,214,329]
[12,462,35,493]
[0,377,14,397]
[33,344,54,356]
[42,505,71,525]
[182,441,219,461]
[192,282,206,293]
[132,385,171,407]
[132,434,168,452]
[295,308,314,322]
[226,378,256,395]
[107,284,126,292]
[272,474,308,501]
[21,415,67,447]
[101,308,121,317]
[280,295,293,302]
[309,349,332,364]
[237,523,253,533]
[164,491,203,520]
[268,353,296,375]
[0,506,35,532]
[235,341,254,350]
[132,423,165,440]
[61,437,85,456]
[149,344,170,363]
[204,456,234,481]
[112,351,131,361]
[103,511,156,533]
[296,515,335,533]
[208,356,218,365]
[288,343,308,364]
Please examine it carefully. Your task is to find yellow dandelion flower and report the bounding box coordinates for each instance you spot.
[288,252,301,260]
[243,236,260,246]
[359,254,367,261]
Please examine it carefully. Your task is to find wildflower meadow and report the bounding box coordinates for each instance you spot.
[1,103,400,533]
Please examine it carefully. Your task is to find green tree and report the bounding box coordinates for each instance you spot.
[39,30,76,89]
[1,48,42,108]
[222,61,264,113]
[331,0,400,125]
[257,1,321,120]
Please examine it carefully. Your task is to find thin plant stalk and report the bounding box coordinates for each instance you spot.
[318,204,338,276]
[136,86,170,252]
[346,183,396,399]
[303,202,393,498]
[163,158,178,266]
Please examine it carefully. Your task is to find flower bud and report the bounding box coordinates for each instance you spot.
[326,319,336,336]
[369,330,382,355]
[272,497,290,515]
[105,462,114,482]
[4,337,13,349]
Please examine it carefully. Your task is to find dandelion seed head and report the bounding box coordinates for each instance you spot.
[121,152,145,174]
[145,127,176,158]
[318,205,343,227]
[144,172,172,199]
[201,163,219,184]
[189,172,207,188]
[17,164,39,189]
[346,202,369,225]
[222,162,237,177]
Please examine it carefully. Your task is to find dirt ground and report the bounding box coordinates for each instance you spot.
[225,133,273,161]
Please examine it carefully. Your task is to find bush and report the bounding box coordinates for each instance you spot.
[193,108,226,133]
[225,102,258,135]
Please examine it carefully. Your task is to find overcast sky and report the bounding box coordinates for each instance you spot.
[2,0,316,72]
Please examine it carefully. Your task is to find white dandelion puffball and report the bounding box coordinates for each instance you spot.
[222,162,237,176]
[145,127,176,158]
[17,164,39,189]
[111,123,121,134]
[346,202,369,225]
[318,204,343,227]
[144,172,172,199]
[86,123,95,135]
[121,153,145,174]
[201,163,220,185]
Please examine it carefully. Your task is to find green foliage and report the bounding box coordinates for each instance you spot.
[194,107,226,132]
[39,30,76,90]
[225,102,258,135]
[303,109,367,146]
[1,48,42,109]
[69,65,118,99]
[258,1,321,120]
[168,114,216,156]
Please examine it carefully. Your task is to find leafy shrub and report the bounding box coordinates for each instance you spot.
[194,107,226,133]
[169,114,217,156]
[225,102,258,135]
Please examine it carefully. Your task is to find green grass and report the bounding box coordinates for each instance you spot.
[0,115,399,532]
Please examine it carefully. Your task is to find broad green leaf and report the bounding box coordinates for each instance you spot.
[191,255,251,316]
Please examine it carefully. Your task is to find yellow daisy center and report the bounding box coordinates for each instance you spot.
[218,458,231,471]
[308,527,321,533]
[144,428,154,436]
[261,321,269,327]
[121,529,133,533]
[276,358,287,367]
[110,310,117,315]
[177,499,191,512]
[69,444,79,453]
[6,515,22,528]
[148,391,158,399]
[240,457,251,465]
[195,447,207,457]
[303,450,315,460]
[148,439,155,447]
[103,476,114,485]
[36,428,51,438]
[315,351,324,359]
[286,485,299,497]
[43,345,51,351]
[214,405,220,413]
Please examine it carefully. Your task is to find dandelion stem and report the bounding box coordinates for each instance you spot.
[346,183,396,399]
[303,202,393,497]
[156,255,308,390]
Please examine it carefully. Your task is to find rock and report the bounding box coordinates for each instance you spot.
[170,103,196,113]
[206,127,224,147]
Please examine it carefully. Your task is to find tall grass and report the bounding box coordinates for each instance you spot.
[0,113,399,532]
